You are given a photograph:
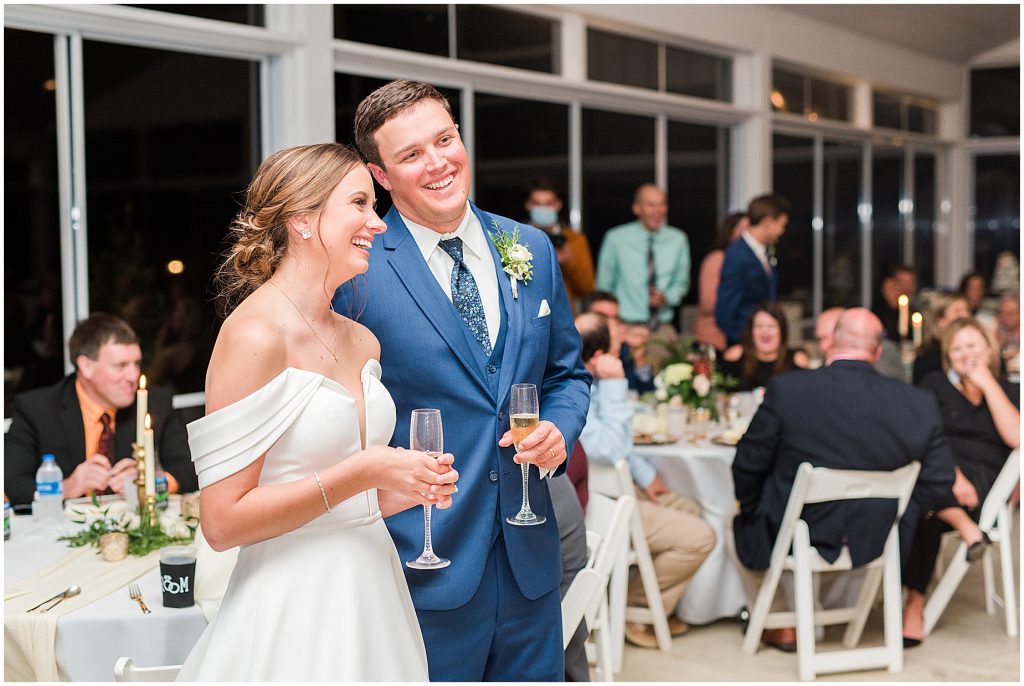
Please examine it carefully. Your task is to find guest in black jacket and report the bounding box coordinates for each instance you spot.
[902,317,1019,646]
[4,313,196,506]
[731,308,955,649]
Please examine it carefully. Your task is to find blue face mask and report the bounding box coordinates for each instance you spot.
[529,205,559,228]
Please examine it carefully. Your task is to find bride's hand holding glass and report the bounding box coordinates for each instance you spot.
[370,446,459,510]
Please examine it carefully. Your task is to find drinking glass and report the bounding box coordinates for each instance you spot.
[507,383,545,526]
[406,409,450,569]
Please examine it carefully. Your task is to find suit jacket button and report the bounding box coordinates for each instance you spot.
[487,364,497,374]
[488,470,499,482]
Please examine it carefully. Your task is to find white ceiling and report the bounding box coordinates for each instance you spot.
[781,4,1019,63]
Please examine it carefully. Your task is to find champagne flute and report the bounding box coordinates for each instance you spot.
[406,409,450,570]
[507,383,546,526]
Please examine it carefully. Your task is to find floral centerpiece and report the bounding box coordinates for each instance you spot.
[650,337,736,420]
[59,495,196,557]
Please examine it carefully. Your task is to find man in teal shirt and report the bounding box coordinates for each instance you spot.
[596,183,691,329]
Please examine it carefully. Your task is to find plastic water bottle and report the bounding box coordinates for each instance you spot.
[155,468,169,511]
[34,454,65,524]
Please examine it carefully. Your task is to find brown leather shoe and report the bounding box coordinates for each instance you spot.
[761,627,797,652]
[624,622,659,649]
[667,617,690,637]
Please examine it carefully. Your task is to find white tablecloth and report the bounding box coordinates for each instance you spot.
[632,441,747,625]
[5,516,207,681]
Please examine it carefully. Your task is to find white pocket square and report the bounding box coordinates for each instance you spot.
[537,299,551,317]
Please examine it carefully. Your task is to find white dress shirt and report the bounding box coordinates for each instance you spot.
[740,230,771,274]
[403,204,501,351]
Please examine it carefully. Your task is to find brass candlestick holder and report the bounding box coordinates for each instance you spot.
[132,442,146,514]
[132,442,157,527]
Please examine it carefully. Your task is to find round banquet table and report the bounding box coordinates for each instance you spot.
[631,440,748,625]
[4,515,208,681]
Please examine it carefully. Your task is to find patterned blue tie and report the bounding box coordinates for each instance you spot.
[438,237,492,356]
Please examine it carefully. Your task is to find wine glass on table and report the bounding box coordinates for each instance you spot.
[406,409,450,569]
[507,383,546,526]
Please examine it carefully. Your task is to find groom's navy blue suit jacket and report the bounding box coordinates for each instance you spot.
[715,237,777,346]
[334,203,591,610]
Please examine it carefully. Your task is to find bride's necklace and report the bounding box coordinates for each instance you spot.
[268,280,340,364]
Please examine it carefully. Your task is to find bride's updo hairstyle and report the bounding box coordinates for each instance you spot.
[217,143,363,310]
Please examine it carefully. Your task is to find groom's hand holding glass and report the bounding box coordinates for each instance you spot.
[497,417,567,472]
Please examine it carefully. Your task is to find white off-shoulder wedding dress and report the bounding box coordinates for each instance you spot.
[176,362,429,681]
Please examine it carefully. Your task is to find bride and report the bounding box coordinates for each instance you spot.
[177,143,457,681]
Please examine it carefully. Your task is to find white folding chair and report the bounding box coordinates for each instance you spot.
[113,657,182,682]
[562,568,603,650]
[582,492,635,682]
[924,449,1019,638]
[740,461,920,681]
[589,459,673,668]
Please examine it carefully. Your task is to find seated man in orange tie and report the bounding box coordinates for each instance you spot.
[4,313,196,506]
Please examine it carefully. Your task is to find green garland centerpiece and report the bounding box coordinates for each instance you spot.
[58,495,197,557]
[488,220,533,299]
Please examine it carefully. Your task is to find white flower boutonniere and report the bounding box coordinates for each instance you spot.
[488,220,533,299]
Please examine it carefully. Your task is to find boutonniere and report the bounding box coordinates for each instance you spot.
[488,220,533,299]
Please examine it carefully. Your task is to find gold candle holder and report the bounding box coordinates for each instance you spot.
[132,442,146,517]
[99,532,129,561]
[145,495,157,528]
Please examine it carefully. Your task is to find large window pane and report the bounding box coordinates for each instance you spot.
[333,73,462,219]
[771,134,814,309]
[456,6,558,74]
[810,77,849,122]
[907,104,936,135]
[5,29,64,409]
[128,4,264,26]
[872,92,902,130]
[83,41,261,394]
[333,4,448,57]
[772,67,851,122]
[973,155,1020,282]
[822,141,863,308]
[914,153,936,288]
[587,29,658,91]
[771,68,803,114]
[970,67,1020,137]
[665,45,730,102]
[581,109,655,255]
[871,147,905,306]
[473,94,568,222]
[667,121,729,305]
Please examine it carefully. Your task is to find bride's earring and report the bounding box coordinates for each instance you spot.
[301,229,312,240]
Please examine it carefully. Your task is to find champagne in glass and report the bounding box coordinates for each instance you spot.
[406,409,450,570]
[507,384,546,526]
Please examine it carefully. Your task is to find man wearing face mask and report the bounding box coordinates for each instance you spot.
[525,180,595,313]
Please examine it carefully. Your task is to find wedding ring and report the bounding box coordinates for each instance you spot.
[548,448,556,459]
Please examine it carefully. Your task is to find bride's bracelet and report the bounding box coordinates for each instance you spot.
[312,472,331,512]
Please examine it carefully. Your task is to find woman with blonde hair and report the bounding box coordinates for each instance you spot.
[902,317,1019,647]
[177,143,457,680]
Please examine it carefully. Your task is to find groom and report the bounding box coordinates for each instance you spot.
[334,80,590,681]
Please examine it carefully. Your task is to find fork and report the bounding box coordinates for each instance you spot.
[129,583,151,614]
